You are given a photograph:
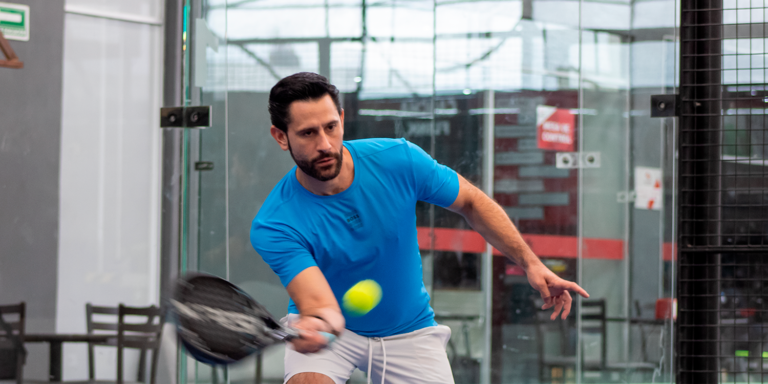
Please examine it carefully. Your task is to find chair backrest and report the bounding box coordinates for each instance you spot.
[0,302,26,384]
[580,299,607,369]
[116,304,164,384]
[87,304,120,335]
[86,303,120,379]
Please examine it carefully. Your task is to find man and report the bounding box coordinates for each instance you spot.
[250,72,589,384]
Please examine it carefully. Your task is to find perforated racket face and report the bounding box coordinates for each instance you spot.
[172,274,287,365]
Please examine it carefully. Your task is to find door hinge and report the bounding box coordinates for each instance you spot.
[555,152,601,169]
[160,106,212,128]
[194,161,214,171]
[617,191,637,203]
[650,94,679,117]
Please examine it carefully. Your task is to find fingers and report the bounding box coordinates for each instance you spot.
[561,291,573,319]
[550,297,564,320]
[535,275,588,306]
[548,281,589,299]
[291,330,330,353]
[543,291,575,321]
[290,316,335,353]
[538,284,555,309]
[566,281,590,298]
[528,264,588,316]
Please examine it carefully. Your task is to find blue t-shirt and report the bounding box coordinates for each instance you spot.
[250,138,459,337]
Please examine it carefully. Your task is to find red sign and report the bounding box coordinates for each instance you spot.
[536,106,575,151]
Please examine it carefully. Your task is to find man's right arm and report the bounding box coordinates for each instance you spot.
[285,266,345,353]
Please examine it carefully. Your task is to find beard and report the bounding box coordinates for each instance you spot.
[287,139,344,182]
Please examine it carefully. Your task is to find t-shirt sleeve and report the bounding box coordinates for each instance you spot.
[406,140,460,207]
[250,220,317,288]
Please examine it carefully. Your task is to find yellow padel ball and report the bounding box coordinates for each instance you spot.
[342,279,382,317]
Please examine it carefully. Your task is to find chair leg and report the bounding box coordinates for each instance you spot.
[117,345,123,384]
[16,350,24,384]
[150,348,159,384]
[137,348,147,382]
[88,344,95,379]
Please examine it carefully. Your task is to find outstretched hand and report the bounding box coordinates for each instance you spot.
[525,263,590,320]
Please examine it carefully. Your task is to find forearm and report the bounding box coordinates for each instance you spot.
[449,176,589,314]
[287,267,345,335]
[452,181,543,270]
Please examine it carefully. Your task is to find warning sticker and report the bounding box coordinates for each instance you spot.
[536,105,575,152]
[635,166,663,211]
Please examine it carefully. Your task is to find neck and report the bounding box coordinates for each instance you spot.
[296,146,354,196]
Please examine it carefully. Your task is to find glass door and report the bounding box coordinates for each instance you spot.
[177,1,679,383]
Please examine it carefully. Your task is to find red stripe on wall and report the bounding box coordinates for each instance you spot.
[416,227,624,260]
[663,242,677,261]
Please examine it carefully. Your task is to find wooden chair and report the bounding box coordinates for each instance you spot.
[115,304,163,384]
[62,304,163,384]
[86,304,119,381]
[0,302,26,384]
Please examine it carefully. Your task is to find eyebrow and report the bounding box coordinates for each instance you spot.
[295,119,338,134]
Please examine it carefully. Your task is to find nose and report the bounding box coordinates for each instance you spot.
[316,130,332,153]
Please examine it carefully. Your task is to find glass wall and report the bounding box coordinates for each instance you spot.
[180,0,679,383]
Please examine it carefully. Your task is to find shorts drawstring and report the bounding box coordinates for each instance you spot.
[379,338,387,384]
[367,339,373,384]
[366,337,388,384]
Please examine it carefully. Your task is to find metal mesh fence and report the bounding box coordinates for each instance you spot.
[679,0,768,382]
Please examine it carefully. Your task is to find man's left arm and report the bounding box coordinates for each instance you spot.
[446,174,590,320]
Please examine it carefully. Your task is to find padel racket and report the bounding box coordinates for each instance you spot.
[171,273,335,365]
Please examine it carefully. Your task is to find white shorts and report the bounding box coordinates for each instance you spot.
[282,314,455,384]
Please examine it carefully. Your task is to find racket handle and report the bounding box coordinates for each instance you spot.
[319,332,336,345]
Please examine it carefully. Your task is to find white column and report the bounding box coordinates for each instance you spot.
[480,89,495,384]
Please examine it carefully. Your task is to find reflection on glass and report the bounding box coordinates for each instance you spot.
[183,0,680,383]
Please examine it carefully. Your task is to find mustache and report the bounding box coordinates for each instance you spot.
[312,152,339,164]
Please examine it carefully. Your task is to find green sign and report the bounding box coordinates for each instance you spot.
[0,2,29,42]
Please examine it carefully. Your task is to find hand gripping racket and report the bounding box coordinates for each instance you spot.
[171,273,335,365]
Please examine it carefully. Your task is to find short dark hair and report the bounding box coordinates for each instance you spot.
[268,72,341,133]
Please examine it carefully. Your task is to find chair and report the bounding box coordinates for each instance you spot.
[115,304,163,384]
[63,304,163,384]
[580,299,607,380]
[537,299,647,383]
[580,299,657,382]
[86,304,119,381]
[0,302,26,384]
[86,304,152,382]
[534,299,578,383]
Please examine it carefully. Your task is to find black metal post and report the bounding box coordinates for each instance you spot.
[678,1,722,382]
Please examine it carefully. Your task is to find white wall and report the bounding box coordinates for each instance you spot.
[56,0,164,380]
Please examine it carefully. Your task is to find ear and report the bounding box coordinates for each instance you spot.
[270,126,290,151]
[339,109,344,140]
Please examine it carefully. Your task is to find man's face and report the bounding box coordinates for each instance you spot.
[282,94,345,182]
